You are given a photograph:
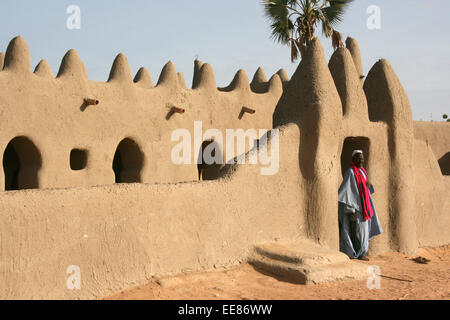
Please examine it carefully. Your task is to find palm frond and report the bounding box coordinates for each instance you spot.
[269,18,294,44]
[262,1,352,61]
[322,0,354,28]
[262,0,289,20]
[263,0,295,44]
[297,38,307,58]
[320,18,333,37]
[291,39,299,62]
[331,30,344,49]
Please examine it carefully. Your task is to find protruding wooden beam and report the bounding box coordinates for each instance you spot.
[242,106,255,114]
[84,98,99,106]
[239,106,255,119]
[166,106,185,120]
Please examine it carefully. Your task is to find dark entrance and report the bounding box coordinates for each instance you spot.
[438,152,450,175]
[197,140,223,180]
[3,137,42,191]
[341,137,371,177]
[112,138,144,183]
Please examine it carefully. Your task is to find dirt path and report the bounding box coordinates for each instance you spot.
[105,246,450,300]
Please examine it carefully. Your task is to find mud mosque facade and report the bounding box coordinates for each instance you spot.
[0,35,448,298]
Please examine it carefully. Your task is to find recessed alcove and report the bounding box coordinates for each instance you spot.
[197,140,223,180]
[112,138,144,183]
[70,149,88,171]
[340,137,371,178]
[3,136,42,191]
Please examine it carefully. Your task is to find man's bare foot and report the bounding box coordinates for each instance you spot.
[358,256,369,261]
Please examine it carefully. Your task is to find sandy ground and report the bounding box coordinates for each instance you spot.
[105,246,450,300]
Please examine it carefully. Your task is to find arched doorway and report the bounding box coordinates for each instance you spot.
[3,136,42,190]
[112,138,144,183]
[197,140,223,180]
[340,137,371,178]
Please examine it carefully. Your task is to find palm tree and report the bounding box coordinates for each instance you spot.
[263,0,354,62]
[443,114,449,122]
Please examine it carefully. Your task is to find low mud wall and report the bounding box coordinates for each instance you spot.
[0,124,306,299]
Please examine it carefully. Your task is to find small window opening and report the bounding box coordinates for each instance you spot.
[70,149,88,171]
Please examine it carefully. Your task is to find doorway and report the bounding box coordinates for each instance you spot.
[3,137,42,190]
[340,137,371,177]
[197,140,223,180]
[112,138,144,183]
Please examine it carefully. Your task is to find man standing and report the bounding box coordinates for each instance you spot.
[338,150,382,261]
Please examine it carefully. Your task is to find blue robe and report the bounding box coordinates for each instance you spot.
[338,168,382,259]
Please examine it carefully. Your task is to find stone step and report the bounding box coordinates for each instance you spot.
[248,242,368,285]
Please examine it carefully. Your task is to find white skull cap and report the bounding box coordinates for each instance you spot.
[352,150,363,157]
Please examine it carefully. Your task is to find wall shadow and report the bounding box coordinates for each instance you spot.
[438,152,450,175]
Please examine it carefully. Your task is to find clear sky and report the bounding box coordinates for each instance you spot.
[1,0,449,121]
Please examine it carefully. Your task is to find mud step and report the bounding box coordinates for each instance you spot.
[248,253,308,284]
[255,242,350,267]
[249,242,368,285]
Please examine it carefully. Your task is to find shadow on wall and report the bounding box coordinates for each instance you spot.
[340,137,370,178]
[197,140,223,181]
[438,152,450,175]
[112,138,144,183]
[3,136,42,191]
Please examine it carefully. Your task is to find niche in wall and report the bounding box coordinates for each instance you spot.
[197,140,223,181]
[112,138,144,183]
[340,137,371,178]
[3,136,42,191]
[70,149,88,171]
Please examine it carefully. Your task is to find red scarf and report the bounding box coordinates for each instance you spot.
[350,162,374,221]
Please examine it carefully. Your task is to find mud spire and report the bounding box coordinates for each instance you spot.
[134,67,154,88]
[273,38,342,249]
[156,61,178,87]
[364,58,417,255]
[328,47,368,120]
[178,72,188,89]
[250,67,268,93]
[192,59,204,88]
[345,37,364,79]
[274,38,342,127]
[251,67,267,84]
[3,36,31,74]
[34,59,53,78]
[108,53,133,83]
[267,74,282,98]
[276,68,289,82]
[219,69,250,92]
[193,63,216,91]
[57,49,88,79]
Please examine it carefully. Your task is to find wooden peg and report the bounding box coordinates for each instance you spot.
[84,98,99,106]
[171,106,185,114]
[242,106,255,114]
[239,106,256,119]
[166,106,185,120]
